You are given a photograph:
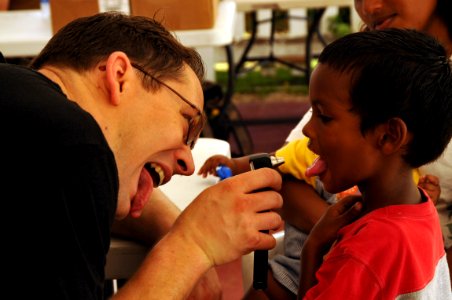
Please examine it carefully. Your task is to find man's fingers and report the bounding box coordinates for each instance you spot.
[254,210,283,232]
[246,189,283,212]
[231,168,282,193]
[252,231,278,251]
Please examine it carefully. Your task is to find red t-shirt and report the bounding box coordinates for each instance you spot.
[304,195,451,299]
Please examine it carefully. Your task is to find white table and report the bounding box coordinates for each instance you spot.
[232,0,354,82]
[0,1,236,81]
[0,1,236,55]
[159,137,231,210]
[234,0,353,12]
[106,137,231,280]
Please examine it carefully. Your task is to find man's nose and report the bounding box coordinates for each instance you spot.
[173,146,195,176]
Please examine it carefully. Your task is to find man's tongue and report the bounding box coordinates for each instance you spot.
[130,168,153,218]
[305,157,327,178]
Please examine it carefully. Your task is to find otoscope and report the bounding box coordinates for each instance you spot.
[248,153,284,290]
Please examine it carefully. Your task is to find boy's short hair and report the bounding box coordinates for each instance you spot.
[30,12,204,87]
[318,28,452,168]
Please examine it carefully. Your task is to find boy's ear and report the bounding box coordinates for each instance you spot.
[377,117,410,155]
[104,51,131,106]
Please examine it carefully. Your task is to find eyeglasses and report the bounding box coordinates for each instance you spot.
[131,63,205,149]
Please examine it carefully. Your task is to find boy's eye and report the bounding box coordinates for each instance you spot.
[318,114,333,123]
[312,104,333,123]
[313,110,333,123]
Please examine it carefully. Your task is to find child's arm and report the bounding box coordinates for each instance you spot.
[298,196,363,299]
[197,155,252,178]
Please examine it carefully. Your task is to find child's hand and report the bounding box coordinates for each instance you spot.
[418,174,441,205]
[308,195,363,253]
[198,155,234,178]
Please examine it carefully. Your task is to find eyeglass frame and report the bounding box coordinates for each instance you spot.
[131,62,206,149]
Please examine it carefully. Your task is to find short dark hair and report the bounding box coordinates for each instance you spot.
[30,12,205,87]
[318,28,452,168]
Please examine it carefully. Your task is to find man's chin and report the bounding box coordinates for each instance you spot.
[115,203,132,220]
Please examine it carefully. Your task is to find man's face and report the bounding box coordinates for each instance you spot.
[114,64,204,219]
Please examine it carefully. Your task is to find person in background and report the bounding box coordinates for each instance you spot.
[298,28,452,299]
[0,12,283,299]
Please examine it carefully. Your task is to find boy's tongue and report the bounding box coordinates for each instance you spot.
[305,157,327,178]
[130,167,153,218]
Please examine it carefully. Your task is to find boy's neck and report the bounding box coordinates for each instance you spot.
[359,169,422,212]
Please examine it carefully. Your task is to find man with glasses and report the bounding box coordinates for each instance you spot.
[0,12,283,299]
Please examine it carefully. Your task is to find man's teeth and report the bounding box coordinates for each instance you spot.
[151,163,164,186]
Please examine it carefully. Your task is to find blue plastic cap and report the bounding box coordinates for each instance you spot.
[216,165,233,180]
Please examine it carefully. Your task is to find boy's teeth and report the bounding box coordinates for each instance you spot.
[151,163,164,186]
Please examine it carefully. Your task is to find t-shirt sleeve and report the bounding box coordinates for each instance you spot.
[275,136,318,187]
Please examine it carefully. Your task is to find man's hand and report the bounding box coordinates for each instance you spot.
[175,167,283,267]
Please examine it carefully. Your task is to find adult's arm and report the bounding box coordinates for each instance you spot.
[111,188,223,299]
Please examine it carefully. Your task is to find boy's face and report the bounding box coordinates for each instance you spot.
[303,64,382,194]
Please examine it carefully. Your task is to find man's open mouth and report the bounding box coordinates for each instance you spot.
[145,162,164,187]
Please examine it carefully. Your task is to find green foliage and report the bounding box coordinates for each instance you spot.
[215,64,309,95]
[328,15,351,38]
[327,7,352,38]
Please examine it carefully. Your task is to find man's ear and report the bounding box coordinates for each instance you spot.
[104,51,131,106]
[377,117,410,155]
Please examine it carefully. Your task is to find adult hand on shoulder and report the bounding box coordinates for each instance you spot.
[418,174,441,205]
[175,167,283,267]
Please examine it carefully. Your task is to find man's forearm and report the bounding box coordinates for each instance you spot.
[112,230,212,300]
[111,188,181,245]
